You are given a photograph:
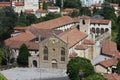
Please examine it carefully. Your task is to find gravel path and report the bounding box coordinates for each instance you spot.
[0,67,67,80]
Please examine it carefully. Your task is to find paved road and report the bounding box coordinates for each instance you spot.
[34,77,70,80]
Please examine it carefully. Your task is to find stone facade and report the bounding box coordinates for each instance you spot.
[38,35,68,69]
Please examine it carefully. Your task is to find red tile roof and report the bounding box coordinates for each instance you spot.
[110,3,118,7]
[48,6,59,9]
[83,39,95,45]
[92,3,102,7]
[0,2,10,7]
[5,40,38,50]
[104,73,120,80]
[75,44,88,50]
[36,9,47,13]
[14,2,24,6]
[25,9,34,14]
[59,28,88,48]
[69,52,78,58]
[102,40,119,57]
[63,8,79,12]
[98,58,118,68]
[28,26,62,38]
[14,26,29,30]
[6,30,36,42]
[90,19,110,24]
[72,16,110,24]
[34,16,74,29]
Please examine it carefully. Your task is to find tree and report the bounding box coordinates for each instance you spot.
[26,14,37,26]
[43,2,47,10]
[0,48,4,64]
[101,6,117,30]
[64,0,81,9]
[79,7,91,16]
[93,7,103,15]
[69,10,79,18]
[116,27,120,51]
[66,57,94,80]
[0,6,18,42]
[16,11,27,26]
[44,12,61,21]
[116,59,120,74]
[17,44,30,66]
[84,73,107,80]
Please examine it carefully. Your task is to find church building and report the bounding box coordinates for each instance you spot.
[5,16,111,69]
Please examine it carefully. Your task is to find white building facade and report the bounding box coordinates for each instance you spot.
[80,0,104,7]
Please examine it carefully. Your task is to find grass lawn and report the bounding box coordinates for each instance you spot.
[0,73,7,80]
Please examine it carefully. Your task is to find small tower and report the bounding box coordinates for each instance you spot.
[79,16,91,35]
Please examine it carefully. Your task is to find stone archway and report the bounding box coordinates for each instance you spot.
[33,60,37,67]
[96,28,100,34]
[105,28,109,32]
[51,59,57,68]
[101,28,104,34]
[91,28,95,33]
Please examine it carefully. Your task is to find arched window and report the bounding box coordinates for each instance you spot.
[61,47,65,61]
[101,28,104,34]
[82,20,85,25]
[43,46,48,60]
[105,28,109,32]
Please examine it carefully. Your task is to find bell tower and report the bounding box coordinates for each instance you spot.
[79,16,91,35]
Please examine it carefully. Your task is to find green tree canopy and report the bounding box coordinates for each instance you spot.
[0,48,4,64]
[0,6,18,42]
[66,57,94,80]
[69,10,79,18]
[116,59,120,74]
[79,7,91,16]
[26,14,37,26]
[17,44,30,66]
[116,27,120,51]
[64,0,81,9]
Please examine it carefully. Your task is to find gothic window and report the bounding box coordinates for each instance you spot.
[43,46,48,60]
[61,47,65,61]
[82,20,85,25]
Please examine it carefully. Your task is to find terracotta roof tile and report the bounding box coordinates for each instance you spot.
[69,52,77,58]
[6,30,36,42]
[28,26,62,38]
[5,40,38,50]
[110,3,118,7]
[83,39,95,45]
[92,3,102,7]
[36,9,47,13]
[14,26,29,30]
[73,16,110,24]
[75,44,88,50]
[59,28,88,48]
[48,6,59,9]
[80,16,91,19]
[98,58,118,68]
[90,19,110,24]
[25,9,34,14]
[63,8,79,12]
[0,2,10,7]
[34,16,74,29]
[104,73,120,80]
[102,40,119,56]
[14,2,24,6]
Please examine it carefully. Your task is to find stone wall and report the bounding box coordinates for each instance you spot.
[39,35,68,69]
